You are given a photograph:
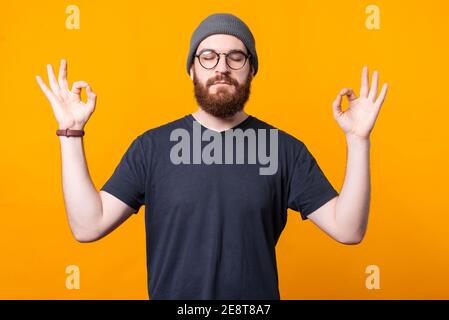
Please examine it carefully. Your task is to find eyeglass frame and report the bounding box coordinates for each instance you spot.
[194,49,252,70]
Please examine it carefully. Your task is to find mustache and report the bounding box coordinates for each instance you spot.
[206,75,239,88]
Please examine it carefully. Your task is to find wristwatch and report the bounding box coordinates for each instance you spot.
[56,128,85,137]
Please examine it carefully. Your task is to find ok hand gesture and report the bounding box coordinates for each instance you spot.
[332,66,388,140]
[36,59,97,130]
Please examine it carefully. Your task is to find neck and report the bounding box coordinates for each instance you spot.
[191,108,249,132]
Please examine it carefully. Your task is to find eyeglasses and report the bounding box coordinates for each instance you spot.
[195,49,251,70]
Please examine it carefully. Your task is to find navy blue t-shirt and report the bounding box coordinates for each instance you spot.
[100,114,339,300]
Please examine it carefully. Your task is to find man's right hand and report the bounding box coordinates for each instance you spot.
[36,59,97,130]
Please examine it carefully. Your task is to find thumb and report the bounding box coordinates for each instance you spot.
[332,92,344,119]
[85,85,97,110]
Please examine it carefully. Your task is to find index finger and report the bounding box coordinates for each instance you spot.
[71,80,89,96]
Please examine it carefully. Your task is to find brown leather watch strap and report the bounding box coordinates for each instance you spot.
[56,128,85,137]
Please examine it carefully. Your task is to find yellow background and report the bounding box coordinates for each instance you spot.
[1,0,448,299]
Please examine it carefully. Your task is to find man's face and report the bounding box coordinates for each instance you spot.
[190,34,255,118]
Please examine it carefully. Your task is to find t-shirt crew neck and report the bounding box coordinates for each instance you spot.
[183,113,255,134]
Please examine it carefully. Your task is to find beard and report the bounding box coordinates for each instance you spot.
[193,68,252,119]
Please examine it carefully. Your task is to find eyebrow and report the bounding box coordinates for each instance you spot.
[197,48,248,55]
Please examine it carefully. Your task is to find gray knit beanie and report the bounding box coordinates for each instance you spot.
[186,13,258,76]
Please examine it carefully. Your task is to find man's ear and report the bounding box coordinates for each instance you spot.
[190,66,194,81]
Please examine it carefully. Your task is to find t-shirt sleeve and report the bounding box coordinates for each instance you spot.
[287,140,339,220]
[100,136,147,214]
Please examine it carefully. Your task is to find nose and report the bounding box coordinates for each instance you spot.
[215,54,230,74]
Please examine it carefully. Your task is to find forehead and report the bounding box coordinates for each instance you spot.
[196,34,247,53]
